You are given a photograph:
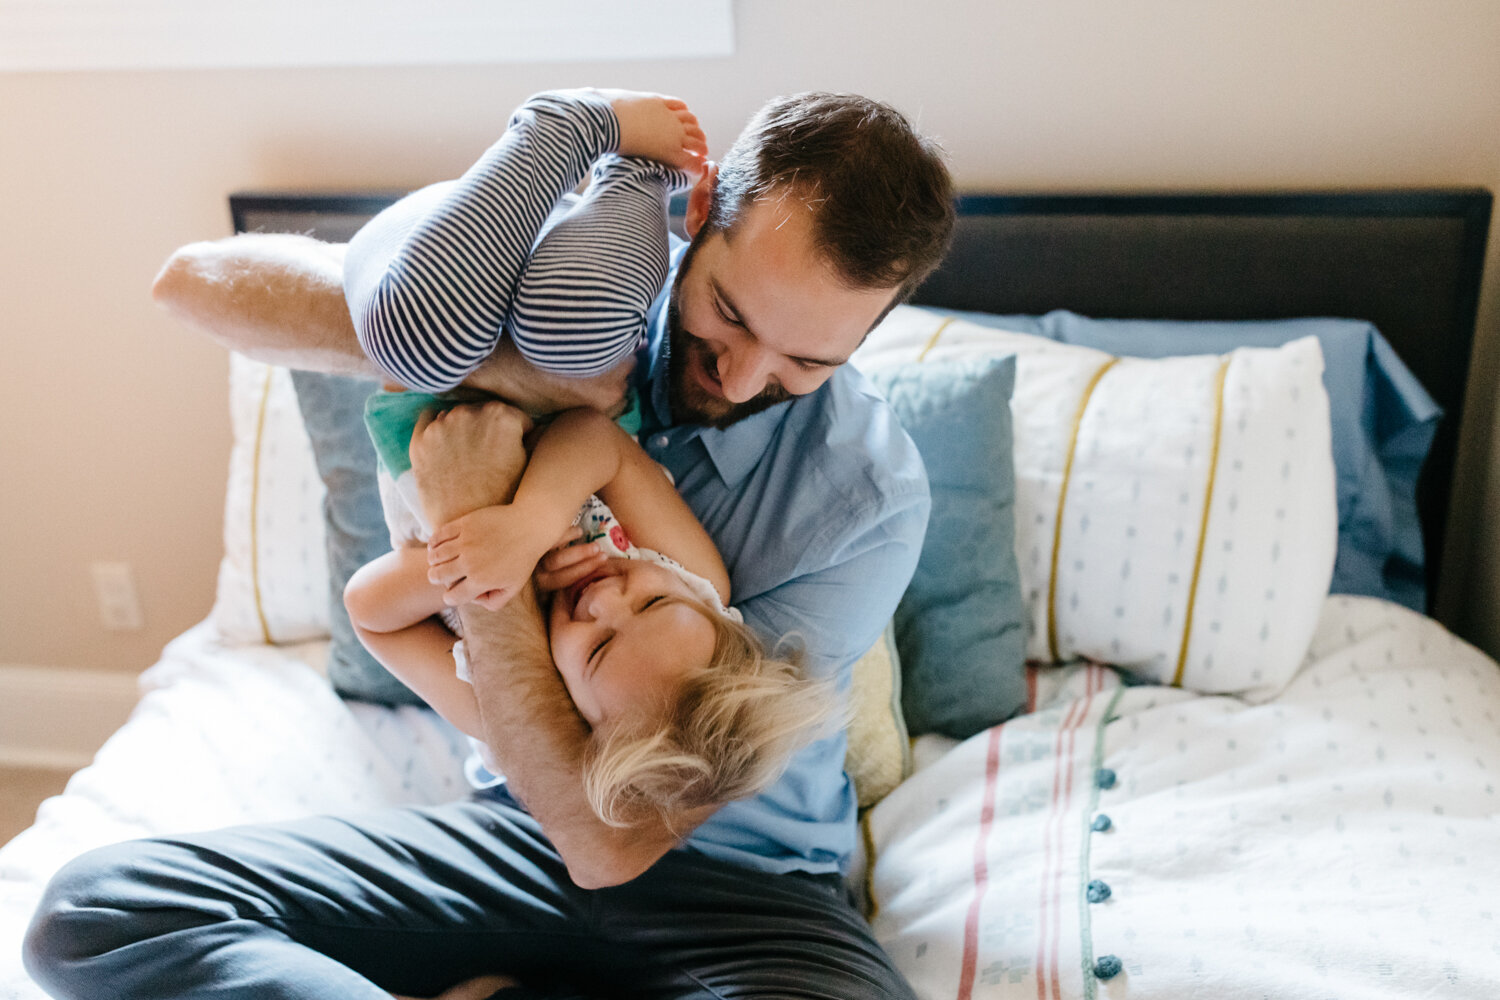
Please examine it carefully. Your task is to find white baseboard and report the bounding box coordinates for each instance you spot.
[0,664,140,771]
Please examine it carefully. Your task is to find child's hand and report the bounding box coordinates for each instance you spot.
[533,525,608,594]
[427,504,546,609]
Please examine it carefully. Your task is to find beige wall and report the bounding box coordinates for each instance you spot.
[3,0,1499,673]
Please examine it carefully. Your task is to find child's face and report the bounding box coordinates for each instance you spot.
[547,558,717,729]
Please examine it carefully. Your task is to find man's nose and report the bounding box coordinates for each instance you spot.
[717,343,776,403]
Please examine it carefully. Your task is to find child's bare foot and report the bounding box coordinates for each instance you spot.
[590,89,708,175]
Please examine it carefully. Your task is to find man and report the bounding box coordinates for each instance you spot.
[26,90,954,1000]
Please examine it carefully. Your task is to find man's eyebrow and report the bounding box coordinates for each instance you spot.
[710,278,848,368]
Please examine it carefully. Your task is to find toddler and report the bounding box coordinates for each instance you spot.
[343,90,837,828]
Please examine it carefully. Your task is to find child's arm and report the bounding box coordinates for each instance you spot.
[345,548,485,739]
[427,408,729,607]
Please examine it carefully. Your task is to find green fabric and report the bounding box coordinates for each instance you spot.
[363,390,449,479]
[363,387,644,480]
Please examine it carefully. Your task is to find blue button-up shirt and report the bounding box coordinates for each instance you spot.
[641,244,930,875]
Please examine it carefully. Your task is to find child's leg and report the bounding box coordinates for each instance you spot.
[346,548,485,738]
[507,154,694,376]
[346,91,623,392]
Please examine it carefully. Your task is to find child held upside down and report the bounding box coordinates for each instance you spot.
[342,89,837,830]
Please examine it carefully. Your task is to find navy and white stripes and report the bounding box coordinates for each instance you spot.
[344,91,683,393]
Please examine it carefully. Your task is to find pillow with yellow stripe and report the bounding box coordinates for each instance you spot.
[860,306,1337,698]
[210,352,331,645]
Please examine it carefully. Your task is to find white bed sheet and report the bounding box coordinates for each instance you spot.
[4,598,1498,999]
[0,623,471,1000]
[868,596,1500,999]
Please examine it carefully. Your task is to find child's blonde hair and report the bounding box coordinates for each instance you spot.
[581,602,843,829]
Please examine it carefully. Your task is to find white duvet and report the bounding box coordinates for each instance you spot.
[4,597,1499,999]
[868,596,1500,999]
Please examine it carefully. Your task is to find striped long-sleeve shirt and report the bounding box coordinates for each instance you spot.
[343,91,685,393]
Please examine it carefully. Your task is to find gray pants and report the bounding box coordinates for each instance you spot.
[24,787,915,999]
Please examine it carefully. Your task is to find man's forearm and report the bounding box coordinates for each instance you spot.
[152,234,380,377]
[458,588,697,888]
[153,232,632,414]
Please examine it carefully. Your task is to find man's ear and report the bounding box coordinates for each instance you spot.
[683,161,718,239]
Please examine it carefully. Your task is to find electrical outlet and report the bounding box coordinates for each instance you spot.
[91,561,144,630]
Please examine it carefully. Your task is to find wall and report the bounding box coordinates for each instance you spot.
[3,0,1499,674]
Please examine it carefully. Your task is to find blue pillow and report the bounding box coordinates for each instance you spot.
[288,371,425,706]
[1035,311,1440,612]
[861,355,1027,738]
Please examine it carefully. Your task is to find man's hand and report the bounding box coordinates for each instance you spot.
[409,402,532,528]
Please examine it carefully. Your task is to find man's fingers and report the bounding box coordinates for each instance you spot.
[480,399,533,435]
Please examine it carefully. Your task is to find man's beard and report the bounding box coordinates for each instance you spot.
[665,248,791,430]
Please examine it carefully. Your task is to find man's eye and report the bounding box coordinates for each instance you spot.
[641,595,665,612]
[713,299,742,327]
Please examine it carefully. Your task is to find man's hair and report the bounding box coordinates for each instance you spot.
[703,91,956,303]
[581,606,842,829]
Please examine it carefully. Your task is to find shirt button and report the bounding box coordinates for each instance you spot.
[1093,955,1123,980]
[1095,768,1118,790]
[1091,814,1113,833]
[1086,879,1112,903]
[651,434,670,450]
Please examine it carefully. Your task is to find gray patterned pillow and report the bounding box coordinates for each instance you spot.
[289,371,423,705]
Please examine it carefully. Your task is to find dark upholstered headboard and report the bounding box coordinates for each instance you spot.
[230,188,1491,626]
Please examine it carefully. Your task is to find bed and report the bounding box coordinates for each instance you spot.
[2,188,1495,999]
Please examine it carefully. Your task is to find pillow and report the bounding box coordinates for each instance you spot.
[852,355,1028,737]
[863,307,1338,698]
[288,371,423,706]
[1039,310,1440,612]
[843,622,912,808]
[210,353,331,644]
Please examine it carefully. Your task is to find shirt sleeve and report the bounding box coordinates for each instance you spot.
[736,486,930,688]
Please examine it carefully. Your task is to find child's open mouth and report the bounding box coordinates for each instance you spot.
[564,567,611,618]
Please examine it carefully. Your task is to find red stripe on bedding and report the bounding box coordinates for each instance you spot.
[1051,666,1099,1000]
[957,724,1006,1000]
[1038,666,1101,1000]
[1035,687,1085,1000]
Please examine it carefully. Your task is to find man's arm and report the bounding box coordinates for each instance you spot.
[152,234,377,376]
[411,402,708,888]
[151,232,631,415]
[456,590,715,889]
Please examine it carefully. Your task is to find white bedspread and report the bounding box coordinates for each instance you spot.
[0,623,471,1000]
[868,596,1500,999]
[4,598,1498,999]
